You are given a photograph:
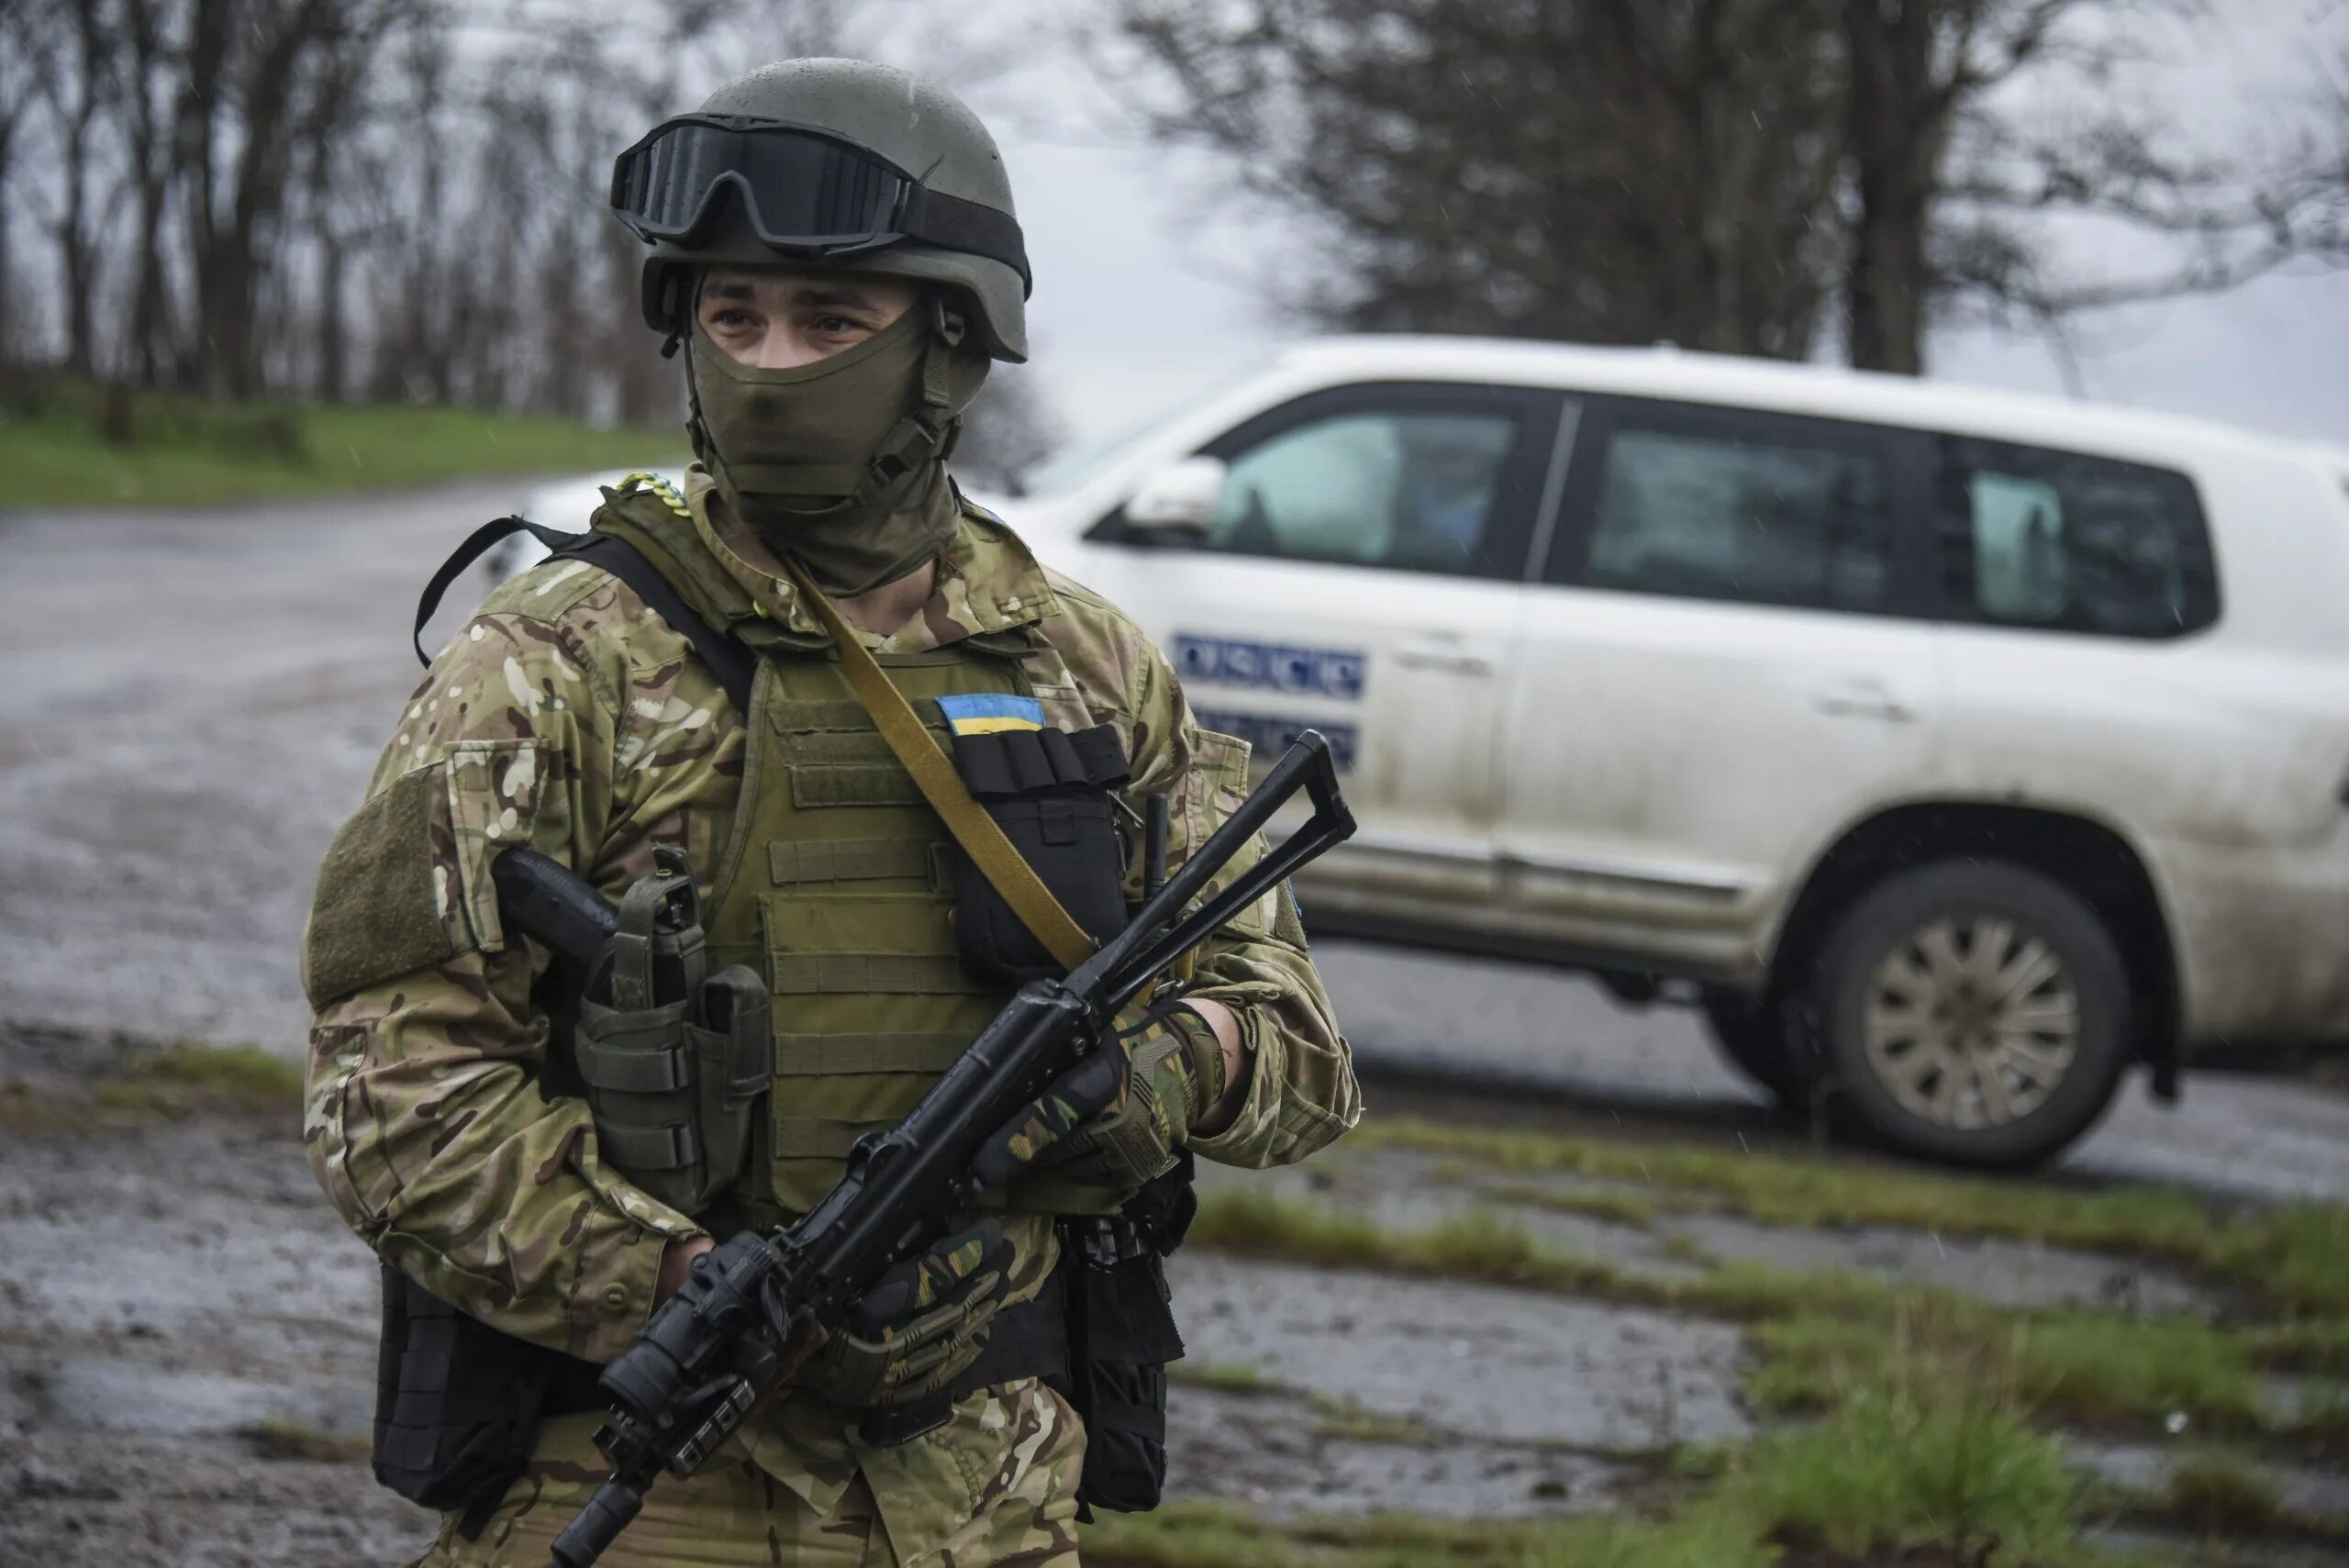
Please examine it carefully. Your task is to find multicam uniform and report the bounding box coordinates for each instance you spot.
[303,470,1359,1565]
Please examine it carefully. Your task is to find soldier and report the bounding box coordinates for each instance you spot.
[300,57,1358,1568]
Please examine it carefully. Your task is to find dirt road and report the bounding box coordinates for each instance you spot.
[4,487,2345,1200]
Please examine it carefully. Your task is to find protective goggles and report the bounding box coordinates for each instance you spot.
[610,116,1030,292]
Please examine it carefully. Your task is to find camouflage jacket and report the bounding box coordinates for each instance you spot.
[303,467,1359,1373]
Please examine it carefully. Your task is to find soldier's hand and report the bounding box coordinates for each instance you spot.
[791,1218,1018,1407]
[969,998,1230,1190]
[656,1235,718,1303]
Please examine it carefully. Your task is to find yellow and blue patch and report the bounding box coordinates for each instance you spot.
[937,694,1046,737]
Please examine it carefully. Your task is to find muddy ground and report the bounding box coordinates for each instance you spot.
[6,487,2349,1564]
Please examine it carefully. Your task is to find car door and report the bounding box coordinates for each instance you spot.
[1497,395,1945,979]
[1076,381,1568,910]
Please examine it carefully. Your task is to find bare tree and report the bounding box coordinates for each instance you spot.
[1097,0,1847,359]
[954,367,1067,493]
[0,0,1040,438]
[1097,0,2345,375]
[0,0,66,375]
[1843,0,2348,373]
[31,0,115,377]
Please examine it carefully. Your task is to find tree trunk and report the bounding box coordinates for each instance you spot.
[317,233,349,402]
[1841,0,1944,375]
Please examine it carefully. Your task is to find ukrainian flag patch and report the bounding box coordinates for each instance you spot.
[937,694,1046,736]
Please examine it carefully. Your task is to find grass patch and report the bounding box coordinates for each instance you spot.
[1358,1118,2349,1317]
[0,1079,93,1138]
[239,1418,370,1463]
[1190,1189,2349,1452]
[1731,1376,2077,1562]
[2146,1451,2288,1537]
[1168,1360,1276,1396]
[1088,1380,2143,1567]
[1187,1188,1642,1301]
[1482,1179,1665,1229]
[93,1042,304,1121]
[1750,1300,2287,1442]
[1305,1394,1443,1446]
[0,376,679,509]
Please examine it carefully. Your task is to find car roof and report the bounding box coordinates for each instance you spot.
[1271,335,2310,470]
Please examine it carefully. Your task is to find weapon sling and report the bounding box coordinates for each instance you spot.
[778,558,1095,971]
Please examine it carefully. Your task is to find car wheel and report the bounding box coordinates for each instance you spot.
[1810,861,2132,1170]
[1699,989,1816,1106]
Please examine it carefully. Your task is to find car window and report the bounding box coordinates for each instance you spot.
[1935,438,2217,638]
[1582,418,1895,611]
[1203,407,1524,577]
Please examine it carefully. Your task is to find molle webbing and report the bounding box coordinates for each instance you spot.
[768,953,973,995]
[781,558,1095,973]
[772,1031,972,1076]
[770,840,943,885]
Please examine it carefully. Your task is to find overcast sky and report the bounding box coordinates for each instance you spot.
[858,0,2349,450]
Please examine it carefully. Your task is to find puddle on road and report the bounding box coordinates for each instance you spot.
[2073,1437,2349,1520]
[1168,1251,1753,1452]
[0,1344,365,1444]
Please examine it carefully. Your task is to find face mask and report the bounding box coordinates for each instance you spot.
[688,303,989,596]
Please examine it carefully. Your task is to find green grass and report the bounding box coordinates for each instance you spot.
[0,377,680,508]
[94,1041,305,1120]
[1359,1118,2349,1317]
[239,1418,370,1463]
[1168,1360,1275,1396]
[5,1040,308,1129]
[1089,1367,2140,1567]
[1482,1178,1667,1229]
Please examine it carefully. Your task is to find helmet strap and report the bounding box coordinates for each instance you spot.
[789,297,968,516]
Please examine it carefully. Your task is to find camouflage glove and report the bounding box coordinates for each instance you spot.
[792,1218,1019,1408]
[971,999,1225,1192]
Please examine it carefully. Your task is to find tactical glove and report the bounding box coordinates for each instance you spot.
[792,1218,1019,1408]
[971,999,1225,1192]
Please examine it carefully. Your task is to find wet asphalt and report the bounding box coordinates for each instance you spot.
[3,483,2347,1203]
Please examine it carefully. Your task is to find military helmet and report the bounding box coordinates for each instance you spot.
[611,59,1030,361]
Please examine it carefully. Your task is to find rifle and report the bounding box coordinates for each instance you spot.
[493,732,1354,1568]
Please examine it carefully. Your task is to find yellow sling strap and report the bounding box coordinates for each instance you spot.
[783,560,1096,973]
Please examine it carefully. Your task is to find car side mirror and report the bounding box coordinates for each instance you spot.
[1122,455,1227,542]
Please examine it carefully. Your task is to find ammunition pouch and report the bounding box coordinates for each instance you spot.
[948,724,1131,984]
[1052,1152,1196,1515]
[373,1265,601,1536]
[575,846,769,1214]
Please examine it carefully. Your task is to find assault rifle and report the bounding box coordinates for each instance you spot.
[491,732,1353,1568]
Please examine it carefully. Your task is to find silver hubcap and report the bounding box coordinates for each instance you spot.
[1862,917,2079,1129]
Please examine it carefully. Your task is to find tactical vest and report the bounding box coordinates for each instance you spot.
[379,479,1186,1531]
[586,480,1121,1225]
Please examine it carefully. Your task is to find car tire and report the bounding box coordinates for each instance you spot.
[1809,861,2132,1171]
[1699,989,1816,1106]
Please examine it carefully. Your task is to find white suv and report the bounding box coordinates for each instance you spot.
[509,337,2349,1168]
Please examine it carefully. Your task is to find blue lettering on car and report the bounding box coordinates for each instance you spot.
[1192,707,1360,773]
[1174,634,1365,701]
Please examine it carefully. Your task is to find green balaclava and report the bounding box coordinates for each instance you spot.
[686,287,992,597]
